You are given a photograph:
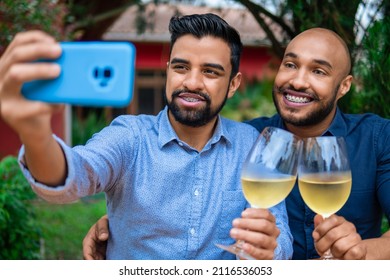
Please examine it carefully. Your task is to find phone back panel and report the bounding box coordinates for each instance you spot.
[22,41,136,107]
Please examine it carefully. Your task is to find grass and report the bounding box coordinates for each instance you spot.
[33,193,107,260]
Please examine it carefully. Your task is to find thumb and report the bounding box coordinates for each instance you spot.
[96,214,109,241]
[313,214,324,228]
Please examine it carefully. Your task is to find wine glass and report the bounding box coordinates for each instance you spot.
[298,136,352,260]
[216,126,301,259]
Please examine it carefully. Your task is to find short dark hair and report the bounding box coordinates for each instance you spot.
[168,13,243,78]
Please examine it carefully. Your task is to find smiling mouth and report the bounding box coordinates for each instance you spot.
[182,96,202,102]
[178,92,207,103]
[285,93,312,103]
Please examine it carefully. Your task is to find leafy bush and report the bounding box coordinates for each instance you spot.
[0,156,41,259]
[0,0,68,51]
[72,110,107,146]
[221,79,276,122]
[340,17,390,118]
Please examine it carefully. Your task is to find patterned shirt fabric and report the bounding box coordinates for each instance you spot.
[247,108,390,259]
[19,107,293,260]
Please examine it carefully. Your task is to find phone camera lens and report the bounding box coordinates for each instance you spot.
[104,68,113,78]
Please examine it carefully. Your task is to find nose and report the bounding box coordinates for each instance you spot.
[289,70,310,90]
[182,70,203,91]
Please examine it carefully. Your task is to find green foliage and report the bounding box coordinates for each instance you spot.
[0,156,41,260]
[0,0,68,50]
[34,194,106,259]
[287,0,357,46]
[0,156,106,260]
[347,18,390,118]
[221,80,276,122]
[382,216,389,234]
[72,110,108,146]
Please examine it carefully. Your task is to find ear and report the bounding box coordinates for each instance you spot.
[337,75,353,100]
[227,72,242,99]
[165,61,171,79]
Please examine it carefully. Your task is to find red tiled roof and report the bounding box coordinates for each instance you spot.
[103,3,282,46]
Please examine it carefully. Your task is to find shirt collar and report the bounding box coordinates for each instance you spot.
[322,107,348,137]
[157,106,230,150]
[157,107,179,149]
[208,115,232,149]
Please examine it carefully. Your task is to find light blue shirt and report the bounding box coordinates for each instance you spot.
[19,107,293,260]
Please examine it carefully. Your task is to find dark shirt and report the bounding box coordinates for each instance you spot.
[247,108,390,259]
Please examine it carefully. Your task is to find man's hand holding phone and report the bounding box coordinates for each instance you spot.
[21,38,135,107]
[0,31,64,141]
[1,30,135,141]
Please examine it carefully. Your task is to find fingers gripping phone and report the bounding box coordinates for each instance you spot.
[22,41,136,107]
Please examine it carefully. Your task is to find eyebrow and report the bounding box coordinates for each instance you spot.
[170,58,189,65]
[284,52,333,70]
[170,57,225,72]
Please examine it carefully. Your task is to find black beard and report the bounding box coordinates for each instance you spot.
[272,85,338,127]
[164,89,228,127]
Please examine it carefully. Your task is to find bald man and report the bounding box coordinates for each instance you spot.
[248,27,390,259]
[83,28,390,260]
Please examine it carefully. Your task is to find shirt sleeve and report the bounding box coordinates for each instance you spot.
[18,135,82,204]
[269,200,294,259]
[17,115,139,204]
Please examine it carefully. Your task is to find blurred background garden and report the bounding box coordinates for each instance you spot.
[0,0,389,259]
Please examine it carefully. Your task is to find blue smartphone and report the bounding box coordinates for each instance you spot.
[21,41,136,107]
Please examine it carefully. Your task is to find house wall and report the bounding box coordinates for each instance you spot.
[0,112,66,160]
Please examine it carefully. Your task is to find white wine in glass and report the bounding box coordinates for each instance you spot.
[241,175,297,209]
[298,136,352,260]
[216,126,301,259]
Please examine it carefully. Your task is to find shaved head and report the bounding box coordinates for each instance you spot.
[289,28,352,76]
[272,27,354,134]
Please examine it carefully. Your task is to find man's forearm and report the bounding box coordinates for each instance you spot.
[362,230,390,259]
[24,134,67,187]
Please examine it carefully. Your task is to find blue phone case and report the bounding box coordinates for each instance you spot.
[22,41,136,107]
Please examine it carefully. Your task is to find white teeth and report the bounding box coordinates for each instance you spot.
[183,97,199,102]
[286,94,310,103]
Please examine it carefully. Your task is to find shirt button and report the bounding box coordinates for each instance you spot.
[194,189,199,196]
[190,228,196,235]
[305,221,313,226]
[178,142,184,146]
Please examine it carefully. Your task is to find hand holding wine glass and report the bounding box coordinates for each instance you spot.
[216,127,301,259]
[298,136,352,260]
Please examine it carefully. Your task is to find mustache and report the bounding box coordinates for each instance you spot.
[171,89,211,102]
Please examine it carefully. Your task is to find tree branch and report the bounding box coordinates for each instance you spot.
[238,0,295,38]
[237,0,292,58]
[68,4,132,33]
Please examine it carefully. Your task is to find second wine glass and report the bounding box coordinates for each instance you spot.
[298,136,352,260]
[216,126,301,259]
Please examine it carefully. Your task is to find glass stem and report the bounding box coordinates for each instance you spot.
[321,214,334,260]
[322,249,333,260]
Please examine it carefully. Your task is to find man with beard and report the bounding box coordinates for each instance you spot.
[0,14,292,259]
[84,27,390,260]
[248,28,390,260]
